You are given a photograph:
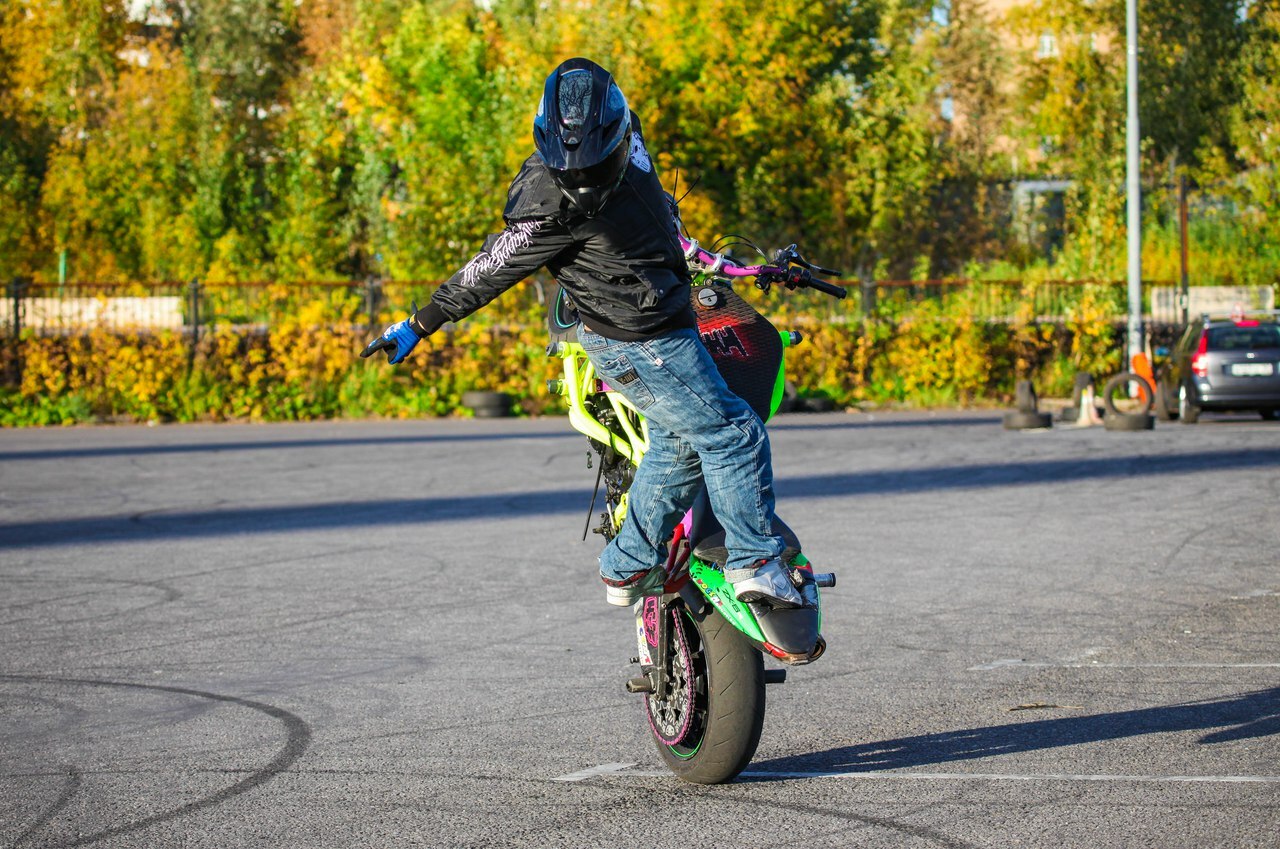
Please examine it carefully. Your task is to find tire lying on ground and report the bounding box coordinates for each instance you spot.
[1004,378,1051,429]
[1003,410,1053,430]
[461,390,514,418]
[1103,411,1156,430]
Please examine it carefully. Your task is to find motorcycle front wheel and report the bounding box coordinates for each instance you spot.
[645,600,765,784]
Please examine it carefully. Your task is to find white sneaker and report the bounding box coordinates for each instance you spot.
[603,567,666,607]
[729,559,803,608]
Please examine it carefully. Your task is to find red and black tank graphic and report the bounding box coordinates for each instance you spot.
[692,284,783,421]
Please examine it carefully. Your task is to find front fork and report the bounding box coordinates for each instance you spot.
[626,595,669,698]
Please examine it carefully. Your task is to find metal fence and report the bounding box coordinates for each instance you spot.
[4,276,1276,340]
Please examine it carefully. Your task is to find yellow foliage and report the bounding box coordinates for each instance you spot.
[3,287,1131,425]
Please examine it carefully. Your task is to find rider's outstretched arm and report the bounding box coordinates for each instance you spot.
[412,215,573,337]
[362,157,574,363]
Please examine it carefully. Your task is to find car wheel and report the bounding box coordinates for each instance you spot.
[1178,383,1200,424]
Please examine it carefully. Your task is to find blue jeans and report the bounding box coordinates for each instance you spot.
[579,325,785,580]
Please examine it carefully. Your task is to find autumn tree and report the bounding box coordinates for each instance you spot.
[0,0,130,279]
[1228,0,1280,246]
[929,0,1016,274]
[154,0,304,278]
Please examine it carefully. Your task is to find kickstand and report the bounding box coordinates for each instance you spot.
[583,455,604,541]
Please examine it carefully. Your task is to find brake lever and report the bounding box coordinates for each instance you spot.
[793,252,842,277]
[777,244,842,278]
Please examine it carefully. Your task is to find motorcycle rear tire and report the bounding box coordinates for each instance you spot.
[651,602,765,784]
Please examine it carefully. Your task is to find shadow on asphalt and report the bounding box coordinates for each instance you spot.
[746,687,1280,777]
[3,448,1279,550]
[0,414,1003,463]
[0,430,577,463]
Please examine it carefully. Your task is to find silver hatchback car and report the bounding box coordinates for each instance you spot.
[1160,313,1280,422]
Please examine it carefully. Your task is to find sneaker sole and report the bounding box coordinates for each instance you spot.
[605,589,647,607]
[605,573,665,607]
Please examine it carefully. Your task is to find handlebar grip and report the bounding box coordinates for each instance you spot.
[808,277,848,299]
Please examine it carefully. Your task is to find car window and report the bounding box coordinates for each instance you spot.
[1205,325,1280,351]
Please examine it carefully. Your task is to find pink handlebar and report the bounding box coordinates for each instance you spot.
[678,234,778,278]
[677,232,848,299]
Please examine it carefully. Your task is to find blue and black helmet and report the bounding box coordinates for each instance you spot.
[534,58,632,217]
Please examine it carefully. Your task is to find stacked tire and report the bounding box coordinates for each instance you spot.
[1003,380,1052,430]
[1101,374,1155,431]
[462,391,513,418]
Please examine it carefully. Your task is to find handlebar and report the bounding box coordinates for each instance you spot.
[678,235,847,300]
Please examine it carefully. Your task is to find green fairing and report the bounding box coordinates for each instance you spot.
[688,554,822,644]
[687,559,767,643]
[770,330,793,420]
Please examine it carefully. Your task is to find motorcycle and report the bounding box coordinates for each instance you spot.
[546,215,847,784]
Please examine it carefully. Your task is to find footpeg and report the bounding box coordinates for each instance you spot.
[813,572,836,588]
[625,675,654,694]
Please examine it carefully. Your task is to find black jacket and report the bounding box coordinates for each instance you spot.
[410,122,695,341]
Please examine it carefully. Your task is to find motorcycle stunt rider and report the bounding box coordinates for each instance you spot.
[362,58,803,610]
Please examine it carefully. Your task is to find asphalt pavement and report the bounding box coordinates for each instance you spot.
[1,409,1278,848]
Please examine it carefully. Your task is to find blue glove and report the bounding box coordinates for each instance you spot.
[361,317,422,365]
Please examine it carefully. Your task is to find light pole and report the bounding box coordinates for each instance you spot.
[1125,0,1143,367]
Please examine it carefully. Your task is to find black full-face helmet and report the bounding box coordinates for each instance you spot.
[534,58,632,217]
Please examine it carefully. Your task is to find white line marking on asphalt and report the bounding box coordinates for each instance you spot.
[552,762,638,782]
[563,765,1280,784]
[1229,589,1279,599]
[971,658,1026,670]
[970,659,1280,671]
